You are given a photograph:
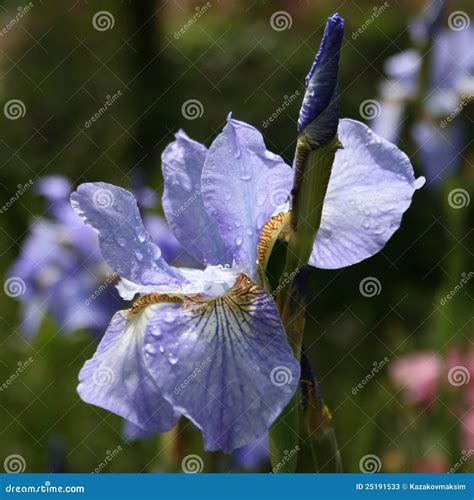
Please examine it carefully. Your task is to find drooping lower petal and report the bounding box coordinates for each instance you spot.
[310,119,425,269]
[162,131,229,266]
[143,275,300,452]
[77,309,179,433]
[201,116,293,276]
[71,182,186,286]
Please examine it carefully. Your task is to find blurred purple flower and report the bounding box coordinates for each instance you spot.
[373,19,474,185]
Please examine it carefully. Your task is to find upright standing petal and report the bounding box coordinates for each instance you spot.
[201,117,293,275]
[71,182,186,286]
[162,131,229,265]
[77,309,179,432]
[143,275,300,452]
[297,13,344,144]
[310,119,425,269]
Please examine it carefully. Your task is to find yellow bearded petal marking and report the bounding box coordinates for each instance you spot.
[129,293,183,315]
[256,212,291,270]
[128,274,269,341]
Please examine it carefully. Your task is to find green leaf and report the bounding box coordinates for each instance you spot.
[269,389,301,473]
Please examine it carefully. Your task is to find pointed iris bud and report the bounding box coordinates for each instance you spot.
[287,13,344,271]
[297,12,344,146]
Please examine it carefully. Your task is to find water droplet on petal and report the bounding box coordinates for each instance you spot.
[149,324,162,338]
[135,251,143,262]
[163,313,174,323]
[256,192,267,207]
[363,219,370,229]
[159,345,165,354]
[145,343,157,356]
[136,228,147,243]
[240,173,252,181]
[246,227,253,236]
[116,237,127,247]
[151,246,161,260]
[235,236,243,246]
[167,353,178,365]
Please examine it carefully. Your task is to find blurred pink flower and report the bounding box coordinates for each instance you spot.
[413,454,447,473]
[390,352,443,405]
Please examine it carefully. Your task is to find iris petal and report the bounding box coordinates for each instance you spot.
[77,309,179,432]
[162,131,229,265]
[310,119,425,269]
[201,116,293,276]
[71,182,186,286]
[143,275,299,452]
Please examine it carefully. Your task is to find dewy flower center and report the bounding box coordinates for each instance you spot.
[180,264,241,297]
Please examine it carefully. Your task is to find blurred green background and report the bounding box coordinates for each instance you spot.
[0,0,472,473]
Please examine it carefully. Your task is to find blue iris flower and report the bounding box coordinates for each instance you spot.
[70,14,424,453]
